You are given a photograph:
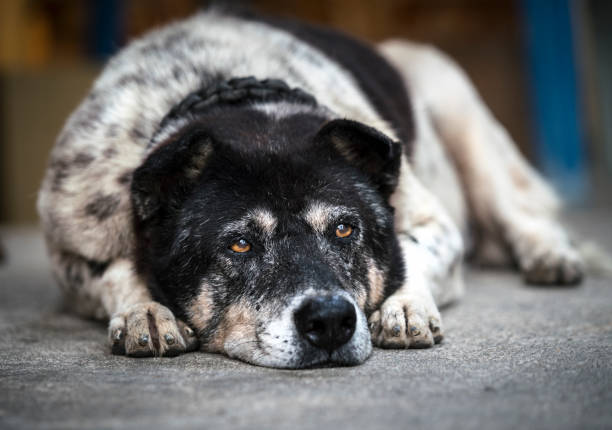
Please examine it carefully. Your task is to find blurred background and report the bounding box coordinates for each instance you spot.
[0,0,610,225]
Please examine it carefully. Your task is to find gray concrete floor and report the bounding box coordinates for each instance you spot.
[1,209,611,430]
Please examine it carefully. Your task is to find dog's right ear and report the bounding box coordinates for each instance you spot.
[315,119,402,199]
[131,127,214,222]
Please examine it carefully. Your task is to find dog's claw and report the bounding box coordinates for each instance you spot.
[164,333,175,345]
[138,334,149,346]
[429,322,442,344]
[176,319,200,352]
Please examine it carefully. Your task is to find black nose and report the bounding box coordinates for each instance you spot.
[294,295,356,352]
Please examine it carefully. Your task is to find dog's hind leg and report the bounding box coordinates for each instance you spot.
[379,40,583,285]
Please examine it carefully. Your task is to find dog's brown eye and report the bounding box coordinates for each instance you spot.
[230,239,251,253]
[335,224,353,238]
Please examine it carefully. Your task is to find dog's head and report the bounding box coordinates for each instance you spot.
[131,101,404,368]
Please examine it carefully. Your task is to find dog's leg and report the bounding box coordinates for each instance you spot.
[369,159,464,348]
[380,40,583,285]
[50,250,198,356]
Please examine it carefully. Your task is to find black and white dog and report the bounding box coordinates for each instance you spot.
[38,10,583,368]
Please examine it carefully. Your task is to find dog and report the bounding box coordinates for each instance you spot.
[37,9,584,368]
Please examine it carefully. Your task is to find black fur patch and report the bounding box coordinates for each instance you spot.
[85,193,121,221]
[59,251,109,292]
[87,259,109,277]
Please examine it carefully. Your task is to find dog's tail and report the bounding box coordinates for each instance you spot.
[578,241,612,278]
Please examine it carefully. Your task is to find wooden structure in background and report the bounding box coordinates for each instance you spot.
[0,0,606,222]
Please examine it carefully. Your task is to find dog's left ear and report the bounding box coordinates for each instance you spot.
[131,127,214,222]
[316,119,402,198]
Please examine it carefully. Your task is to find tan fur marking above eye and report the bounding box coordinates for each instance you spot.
[366,258,385,310]
[207,301,257,353]
[251,209,277,235]
[304,202,332,233]
[187,282,214,333]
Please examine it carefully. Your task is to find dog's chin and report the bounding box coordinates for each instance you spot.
[225,341,373,369]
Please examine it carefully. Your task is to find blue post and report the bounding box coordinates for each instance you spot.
[89,0,123,59]
[521,0,589,204]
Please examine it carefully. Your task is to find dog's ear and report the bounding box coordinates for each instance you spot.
[131,127,214,222]
[316,119,402,198]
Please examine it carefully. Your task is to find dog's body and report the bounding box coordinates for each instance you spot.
[38,10,583,367]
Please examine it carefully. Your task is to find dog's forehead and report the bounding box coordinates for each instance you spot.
[199,106,327,154]
[217,208,279,236]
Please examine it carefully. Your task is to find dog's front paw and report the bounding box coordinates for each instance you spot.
[519,241,583,286]
[368,293,443,349]
[108,302,199,357]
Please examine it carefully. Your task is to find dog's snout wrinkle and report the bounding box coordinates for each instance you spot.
[294,294,356,352]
